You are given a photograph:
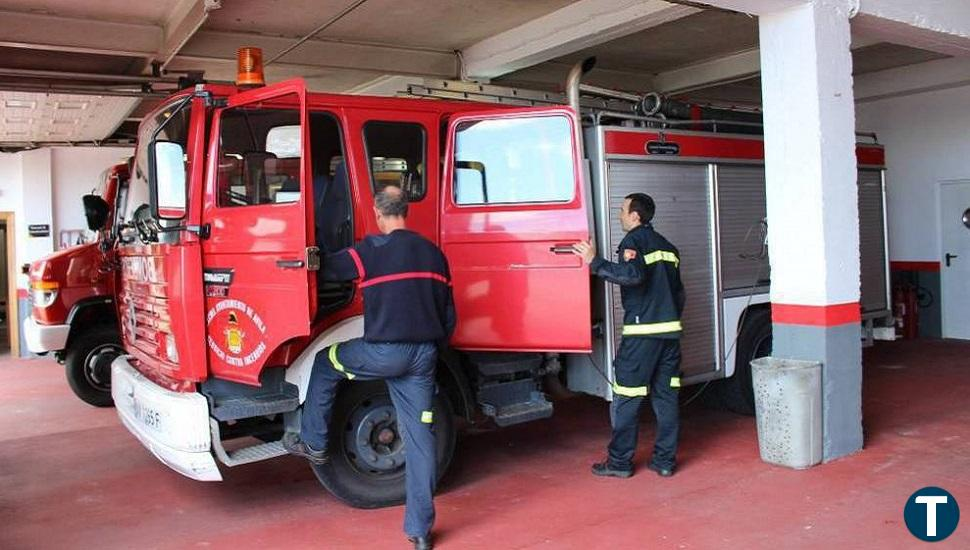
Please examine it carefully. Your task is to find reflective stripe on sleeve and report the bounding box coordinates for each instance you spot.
[612,382,648,397]
[622,321,683,335]
[421,410,434,424]
[329,344,355,380]
[643,250,679,267]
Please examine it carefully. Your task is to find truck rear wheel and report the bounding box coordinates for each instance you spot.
[709,307,772,416]
[311,380,456,509]
[65,325,122,408]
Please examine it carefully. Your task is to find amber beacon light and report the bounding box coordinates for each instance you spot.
[236,47,265,87]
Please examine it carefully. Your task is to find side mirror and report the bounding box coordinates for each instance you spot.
[82,194,110,231]
[149,140,187,220]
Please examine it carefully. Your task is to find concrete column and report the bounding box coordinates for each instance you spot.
[759,0,863,461]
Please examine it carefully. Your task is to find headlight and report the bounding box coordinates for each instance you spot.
[29,281,59,308]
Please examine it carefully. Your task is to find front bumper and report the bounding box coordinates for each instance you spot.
[111,356,222,481]
[23,317,70,354]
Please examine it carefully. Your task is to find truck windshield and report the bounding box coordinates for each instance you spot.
[121,99,192,229]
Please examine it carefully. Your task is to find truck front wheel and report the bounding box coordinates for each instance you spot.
[312,380,456,509]
[65,325,122,408]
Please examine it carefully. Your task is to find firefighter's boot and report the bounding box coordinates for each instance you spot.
[591,461,633,478]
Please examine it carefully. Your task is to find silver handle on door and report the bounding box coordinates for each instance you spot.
[550,245,575,255]
[276,259,305,269]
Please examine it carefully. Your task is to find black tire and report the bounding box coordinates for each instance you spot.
[311,380,456,509]
[65,325,123,408]
[710,307,772,416]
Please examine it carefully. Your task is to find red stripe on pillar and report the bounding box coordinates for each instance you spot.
[17,288,28,299]
[772,302,861,326]
[890,261,940,272]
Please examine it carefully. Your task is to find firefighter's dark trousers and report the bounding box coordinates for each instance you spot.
[607,337,681,472]
[301,338,438,538]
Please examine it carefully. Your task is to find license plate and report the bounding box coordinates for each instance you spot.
[131,394,163,431]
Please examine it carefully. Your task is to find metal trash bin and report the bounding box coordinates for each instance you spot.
[751,357,822,469]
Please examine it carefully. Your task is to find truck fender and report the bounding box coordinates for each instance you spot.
[65,297,117,347]
[285,316,364,404]
[283,316,475,421]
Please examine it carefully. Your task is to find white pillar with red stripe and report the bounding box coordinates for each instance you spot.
[759,0,863,461]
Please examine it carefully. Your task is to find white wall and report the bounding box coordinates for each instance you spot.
[0,147,132,291]
[51,147,132,245]
[20,149,55,278]
[856,84,970,263]
[0,153,22,215]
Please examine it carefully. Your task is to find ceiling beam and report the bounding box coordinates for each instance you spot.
[854,56,970,103]
[855,0,970,56]
[460,0,701,80]
[0,9,161,57]
[160,0,223,69]
[177,30,458,79]
[652,34,882,94]
[688,0,806,15]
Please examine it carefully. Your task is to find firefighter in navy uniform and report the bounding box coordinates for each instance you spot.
[573,192,685,478]
[284,186,454,550]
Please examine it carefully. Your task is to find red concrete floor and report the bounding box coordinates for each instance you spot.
[1,339,969,549]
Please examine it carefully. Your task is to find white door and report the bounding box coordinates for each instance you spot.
[940,180,970,339]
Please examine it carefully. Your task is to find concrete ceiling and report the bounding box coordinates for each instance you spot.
[0,0,957,149]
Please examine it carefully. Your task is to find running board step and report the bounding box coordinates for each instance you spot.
[490,399,554,427]
[209,389,299,421]
[210,419,288,467]
[221,441,287,467]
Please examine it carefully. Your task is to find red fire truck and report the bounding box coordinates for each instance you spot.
[110,53,889,507]
[25,162,129,407]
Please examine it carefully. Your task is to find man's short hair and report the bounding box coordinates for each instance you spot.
[375,185,409,218]
[625,193,655,225]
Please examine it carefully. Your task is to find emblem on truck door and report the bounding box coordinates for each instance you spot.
[206,299,268,368]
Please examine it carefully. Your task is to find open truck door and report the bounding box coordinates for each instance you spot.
[441,107,591,353]
[201,80,315,385]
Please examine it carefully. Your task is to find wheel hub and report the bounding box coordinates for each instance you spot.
[84,344,121,391]
[346,399,405,474]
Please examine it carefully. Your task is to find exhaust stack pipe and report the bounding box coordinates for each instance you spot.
[567,57,597,115]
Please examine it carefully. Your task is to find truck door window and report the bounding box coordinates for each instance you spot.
[362,121,426,201]
[217,105,302,207]
[453,116,574,205]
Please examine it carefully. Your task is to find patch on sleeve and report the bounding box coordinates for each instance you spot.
[623,249,638,261]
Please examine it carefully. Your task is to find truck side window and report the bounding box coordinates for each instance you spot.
[453,116,574,205]
[362,121,426,201]
[216,105,301,207]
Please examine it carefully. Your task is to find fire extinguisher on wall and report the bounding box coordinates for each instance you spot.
[893,283,919,339]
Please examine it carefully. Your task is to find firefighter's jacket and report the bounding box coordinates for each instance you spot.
[590,223,686,338]
[323,229,456,344]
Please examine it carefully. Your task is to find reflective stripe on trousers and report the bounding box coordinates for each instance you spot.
[612,381,648,397]
[622,320,683,336]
